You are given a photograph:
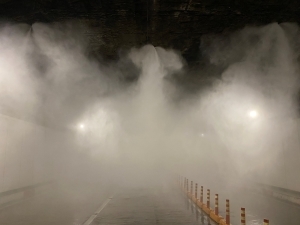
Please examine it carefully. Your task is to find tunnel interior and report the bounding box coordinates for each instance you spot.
[0,1,300,225]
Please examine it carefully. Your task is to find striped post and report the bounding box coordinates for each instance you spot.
[200,186,203,203]
[215,194,219,215]
[195,183,198,199]
[263,219,269,225]
[207,189,210,208]
[191,181,193,195]
[226,199,230,225]
[241,208,246,225]
[187,179,189,193]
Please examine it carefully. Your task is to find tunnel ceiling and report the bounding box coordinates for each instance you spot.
[0,0,300,62]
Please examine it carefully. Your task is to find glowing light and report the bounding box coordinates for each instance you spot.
[248,110,258,118]
[78,123,85,130]
[199,133,204,137]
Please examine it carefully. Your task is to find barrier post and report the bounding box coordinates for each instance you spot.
[215,194,219,215]
[241,208,246,225]
[263,219,269,225]
[200,186,203,203]
[195,183,198,200]
[191,181,193,196]
[207,189,210,208]
[187,179,189,193]
[226,199,230,225]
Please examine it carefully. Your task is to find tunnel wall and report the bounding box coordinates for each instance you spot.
[180,118,300,195]
[257,118,300,193]
[0,112,299,195]
[0,113,75,193]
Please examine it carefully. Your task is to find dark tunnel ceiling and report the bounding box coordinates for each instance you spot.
[0,0,300,63]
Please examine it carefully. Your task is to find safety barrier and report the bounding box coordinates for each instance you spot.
[0,181,54,208]
[179,176,270,225]
[255,183,300,206]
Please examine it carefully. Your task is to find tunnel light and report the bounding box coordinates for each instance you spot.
[78,123,85,130]
[199,133,204,138]
[248,110,258,118]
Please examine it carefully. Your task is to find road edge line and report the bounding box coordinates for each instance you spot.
[83,194,114,225]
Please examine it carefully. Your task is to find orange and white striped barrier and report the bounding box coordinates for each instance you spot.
[215,194,219,215]
[200,186,203,203]
[178,176,269,225]
[226,199,230,225]
[209,193,222,223]
[195,183,198,200]
[241,208,246,225]
[207,189,210,208]
[220,199,230,225]
[190,181,193,198]
[202,189,212,215]
[186,179,189,193]
[196,185,203,208]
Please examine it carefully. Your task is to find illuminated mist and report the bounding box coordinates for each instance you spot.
[0,21,300,204]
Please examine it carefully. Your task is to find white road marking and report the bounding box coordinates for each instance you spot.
[83,195,114,225]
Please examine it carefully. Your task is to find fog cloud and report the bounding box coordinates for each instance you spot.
[0,21,299,193]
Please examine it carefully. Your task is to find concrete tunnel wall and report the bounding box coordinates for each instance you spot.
[259,118,300,192]
[0,111,300,194]
[0,113,76,193]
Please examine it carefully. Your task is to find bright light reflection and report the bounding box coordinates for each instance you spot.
[78,123,85,130]
[248,110,258,118]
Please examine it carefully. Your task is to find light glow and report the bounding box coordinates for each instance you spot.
[78,123,85,130]
[248,110,258,118]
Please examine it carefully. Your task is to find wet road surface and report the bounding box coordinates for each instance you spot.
[90,187,215,225]
[0,183,299,225]
[0,183,113,225]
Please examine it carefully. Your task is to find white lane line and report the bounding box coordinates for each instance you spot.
[83,195,114,225]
